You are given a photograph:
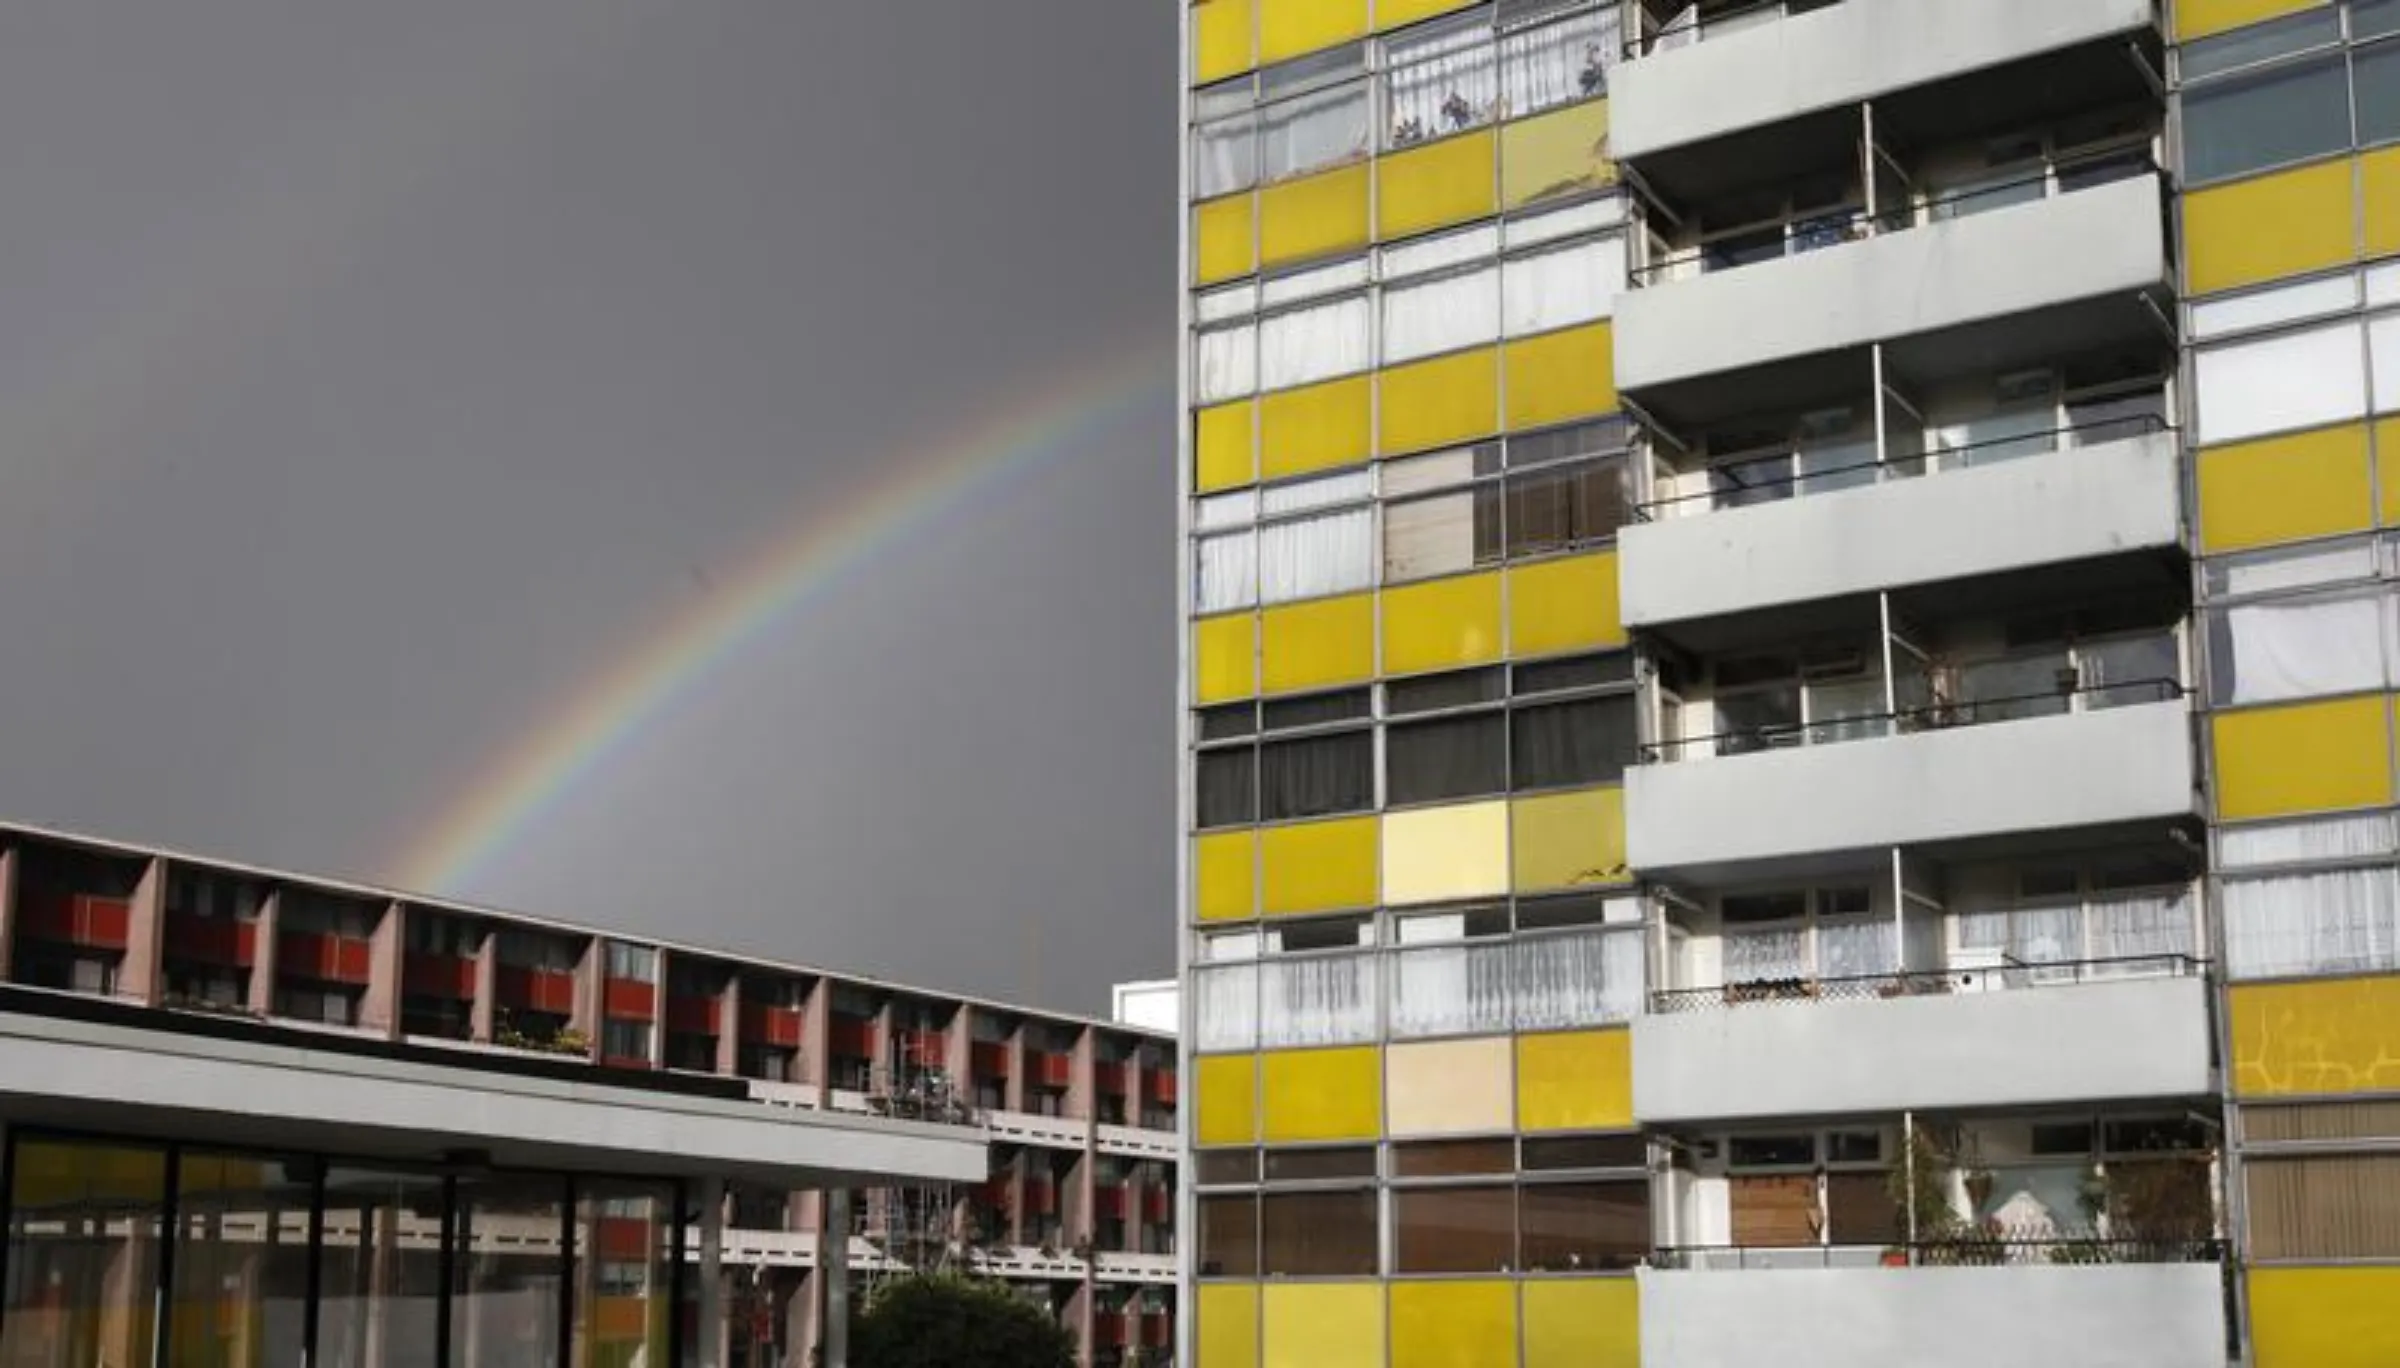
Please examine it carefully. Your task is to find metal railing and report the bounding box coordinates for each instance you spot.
[1628,152,2159,286]
[1633,0,1841,56]
[1640,677,2184,764]
[1632,414,2172,521]
[1648,953,2205,1014]
[1654,1235,2223,1270]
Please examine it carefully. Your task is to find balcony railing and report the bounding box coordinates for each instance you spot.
[1630,152,2158,287]
[1655,1235,2223,1271]
[1633,0,1847,56]
[1633,415,2171,522]
[1643,677,2183,764]
[1649,954,2204,1015]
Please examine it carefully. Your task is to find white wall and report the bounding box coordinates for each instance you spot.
[1112,980,1179,1034]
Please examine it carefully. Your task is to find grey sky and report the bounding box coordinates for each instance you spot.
[0,2,1177,1012]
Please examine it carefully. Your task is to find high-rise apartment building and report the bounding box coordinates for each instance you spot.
[1178,2,2400,1364]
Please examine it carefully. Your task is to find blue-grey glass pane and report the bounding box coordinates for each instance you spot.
[2180,9,2340,80]
[2183,53,2351,184]
[2357,41,2400,145]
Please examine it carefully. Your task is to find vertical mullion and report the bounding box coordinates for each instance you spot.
[302,1158,326,1368]
[558,1176,579,1368]
[436,1175,457,1368]
[0,1126,16,1346]
[151,1143,182,1368]
[668,1180,689,1368]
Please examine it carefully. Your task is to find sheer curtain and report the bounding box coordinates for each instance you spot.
[1260,295,1371,390]
[1195,531,1258,614]
[1194,964,1259,1052]
[1258,508,1373,603]
[1816,920,1895,979]
[2224,869,2400,980]
[1386,17,1497,146]
[1390,943,1512,1037]
[1723,926,1805,983]
[2222,813,2399,868]
[1258,83,1369,183]
[1196,323,1257,404]
[1499,5,1617,118]
[1511,929,1640,1028]
[1383,266,1499,365]
[1261,954,1378,1046]
[2088,892,2196,966]
[2213,593,2385,705]
[1193,113,1257,198]
[1503,237,1621,336]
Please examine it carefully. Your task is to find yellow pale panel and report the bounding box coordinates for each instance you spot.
[1195,194,1258,287]
[1377,131,1499,242]
[1262,1284,1384,1368]
[1261,817,1378,915]
[1196,401,1258,494]
[1509,551,1624,656]
[1512,787,1630,892]
[1391,1282,1517,1368]
[1260,1046,1382,1141]
[1194,613,1259,705]
[1260,375,1373,480]
[1198,1284,1262,1368]
[1505,323,1617,430]
[1378,347,1502,455]
[1524,1280,1639,1368]
[2178,0,2330,41]
[1195,830,1258,923]
[1517,1029,1633,1131]
[1377,0,1480,29]
[2366,148,2400,260]
[1387,1037,1512,1136]
[2230,976,2400,1099]
[2250,1267,2400,1368]
[1382,801,1509,904]
[1197,1053,1260,1146]
[1258,0,1369,65]
[1259,164,1371,268]
[1193,0,1256,86]
[1260,593,1375,693]
[2183,161,2354,297]
[1501,99,1615,211]
[2383,419,2400,526]
[1382,572,1504,675]
[2213,696,2394,821]
[2197,425,2374,553]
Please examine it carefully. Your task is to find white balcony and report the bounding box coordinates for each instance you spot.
[1625,699,2195,877]
[989,1108,1092,1149]
[1621,430,2181,631]
[1615,0,2159,164]
[1638,1263,2224,1368]
[1096,1122,1179,1159]
[1632,970,2211,1124]
[1092,1251,1179,1283]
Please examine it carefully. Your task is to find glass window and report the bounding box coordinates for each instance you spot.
[2365,0,2400,40]
[1198,1193,1260,1276]
[1195,963,1261,1051]
[1513,927,1642,1029]
[573,1180,679,1368]
[2360,40,2400,147]
[1385,10,1498,147]
[2191,274,2360,341]
[1389,712,1508,805]
[2183,54,2351,185]
[1260,1189,1378,1275]
[1504,237,1621,336]
[2195,319,2368,445]
[1259,730,1374,820]
[2181,9,2342,81]
[603,1019,653,1061]
[2248,1153,2400,1259]
[1259,952,1377,1046]
[1394,1139,1518,1177]
[2220,812,2399,868]
[1259,506,1373,603]
[451,1176,567,1368]
[605,942,658,982]
[1264,1146,1378,1181]
[1384,486,1505,583]
[1390,666,1507,714]
[172,1152,314,1366]
[1499,5,1617,119]
[1195,322,1258,404]
[1196,530,1259,614]
[1382,264,1500,364]
[1513,694,1637,789]
[2,1139,169,1366]
[1195,111,1259,198]
[1197,748,1257,829]
[317,1165,448,1368]
[1520,1180,1647,1271]
[1507,457,1627,556]
[1258,80,1370,184]
[1523,1133,1647,1170]
[1390,940,1514,1037]
[2224,867,2400,979]
[1396,1185,1515,1273]
[2207,591,2387,706]
[1259,293,1371,390]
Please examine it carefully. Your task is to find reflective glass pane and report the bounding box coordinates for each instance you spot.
[172,1152,314,1367]
[2,1139,168,1367]
[452,1176,568,1368]
[316,1166,446,1368]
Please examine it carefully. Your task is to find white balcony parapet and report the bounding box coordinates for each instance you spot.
[1096,1122,1179,1159]
[989,1108,1092,1149]
[746,1079,819,1109]
[1093,1251,1179,1283]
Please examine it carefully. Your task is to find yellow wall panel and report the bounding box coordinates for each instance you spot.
[1258,0,1368,65]
[1198,1284,1262,1368]
[1197,1054,1260,1145]
[1505,323,1617,430]
[1193,0,1256,86]
[1523,1280,1639,1368]
[1196,830,1258,923]
[1512,787,1630,892]
[1501,99,1615,211]
[1382,572,1504,675]
[2364,147,2400,261]
[2197,425,2374,553]
[1260,1046,1382,1141]
[1259,164,1370,268]
[1517,1029,1633,1131]
[1387,1037,1513,1136]
[2214,695,2393,821]
[1260,375,1373,480]
[1260,593,1375,694]
[1196,401,1258,494]
[1391,1282,1516,1368]
[1378,131,1498,242]
[1379,347,1501,456]
[2383,418,2400,526]
[2183,160,2354,297]
[2250,1267,2400,1368]
[1382,800,1509,905]
[2230,976,2400,1099]
[2178,0,2329,41]
[1195,194,1258,286]
[1194,613,1258,705]
[1262,1284,1383,1368]
[1509,551,1624,656]
[1261,816,1379,915]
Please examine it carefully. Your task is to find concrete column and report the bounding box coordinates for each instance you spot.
[1003,1026,1027,1114]
[0,844,17,982]
[696,1178,726,1368]
[803,981,833,1100]
[650,949,671,1069]
[470,930,498,1042]
[1069,1027,1096,1126]
[822,1190,851,1368]
[246,892,281,1017]
[361,902,403,1039]
[121,856,166,1005]
[574,936,603,1060]
[946,1006,974,1099]
[716,975,743,1076]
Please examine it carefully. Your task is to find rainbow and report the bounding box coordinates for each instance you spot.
[395,340,1174,892]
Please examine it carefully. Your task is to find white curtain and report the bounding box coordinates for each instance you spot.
[1384,490,1481,582]
[1723,926,1806,982]
[1382,265,1499,365]
[1195,531,1258,614]
[1193,963,1258,1052]
[2225,868,2400,980]
[2088,893,2196,965]
[1503,236,1621,335]
[2371,313,2400,414]
[2222,813,2400,869]
[2195,320,2369,446]
[1260,954,1378,1047]
[1500,5,1617,118]
[1385,17,1497,146]
[1386,223,1500,279]
[1389,942,1512,1037]
[1816,919,1895,979]
[1261,468,1370,515]
[1195,323,1257,405]
[1195,489,1256,532]
[1258,507,1373,603]
[2216,593,2386,705]
[1258,82,1369,183]
[1260,294,1370,390]
[1193,113,1256,199]
[1513,929,1634,1029]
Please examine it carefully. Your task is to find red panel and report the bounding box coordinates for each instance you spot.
[740,1002,803,1049]
[1093,1187,1128,1219]
[403,953,477,1001]
[828,1014,874,1059]
[1094,1062,1128,1094]
[1034,1052,1072,1089]
[978,1177,1013,1208]
[493,963,578,1014]
[593,1215,651,1261]
[1142,1188,1172,1222]
[277,930,329,981]
[1141,1317,1172,1348]
[665,995,720,1036]
[603,978,656,1019]
[165,915,252,969]
[1090,1313,1127,1345]
[1149,1071,1179,1105]
[896,1028,946,1065]
[21,895,133,952]
[332,939,373,984]
[970,1040,1010,1075]
[1024,1176,1056,1215]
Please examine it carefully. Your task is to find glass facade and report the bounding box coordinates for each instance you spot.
[0,1132,687,1368]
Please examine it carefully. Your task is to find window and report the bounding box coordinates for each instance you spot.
[2224,866,2400,979]
[604,1020,652,1061]
[2248,1154,2400,1259]
[1259,293,1370,389]
[605,942,659,983]
[1389,713,1509,804]
[1385,10,1498,147]
[1380,421,1630,583]
[1511,695,1636,789]
[1499,3,1618,118]
[2184,54,2350,185]
[1396,1186,1515,1272]
[1260,731,1374,820]
[2208,590,2389,706]
[1258,65,1369,184]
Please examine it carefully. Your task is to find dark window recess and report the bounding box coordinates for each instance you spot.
[1388,713,1509,806]
[1522,1133,1648,1171]
[1198,703,1259,742]
[1195,1150,1261,1186]
[2182,53,2349,185]
[1515,893,1614,932]
[1393,1139,1518,1178]
[1198,1194,1260,1278]
[1395,1185,1515,1274]
[1264,1147,1379,1182]
[1514,652,1631,695]
[1259,1189,1378,1276]
[1507,460,1628,557]
[1389,667,1507,716]
[1521,1181,1648,1272]
[1262,688,1373,731]
[1512,695,1637,789]
[1196,749,1257,829]
[1259,731,1373,821]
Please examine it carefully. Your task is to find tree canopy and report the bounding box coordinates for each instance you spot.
[849,1272,1079,1368]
